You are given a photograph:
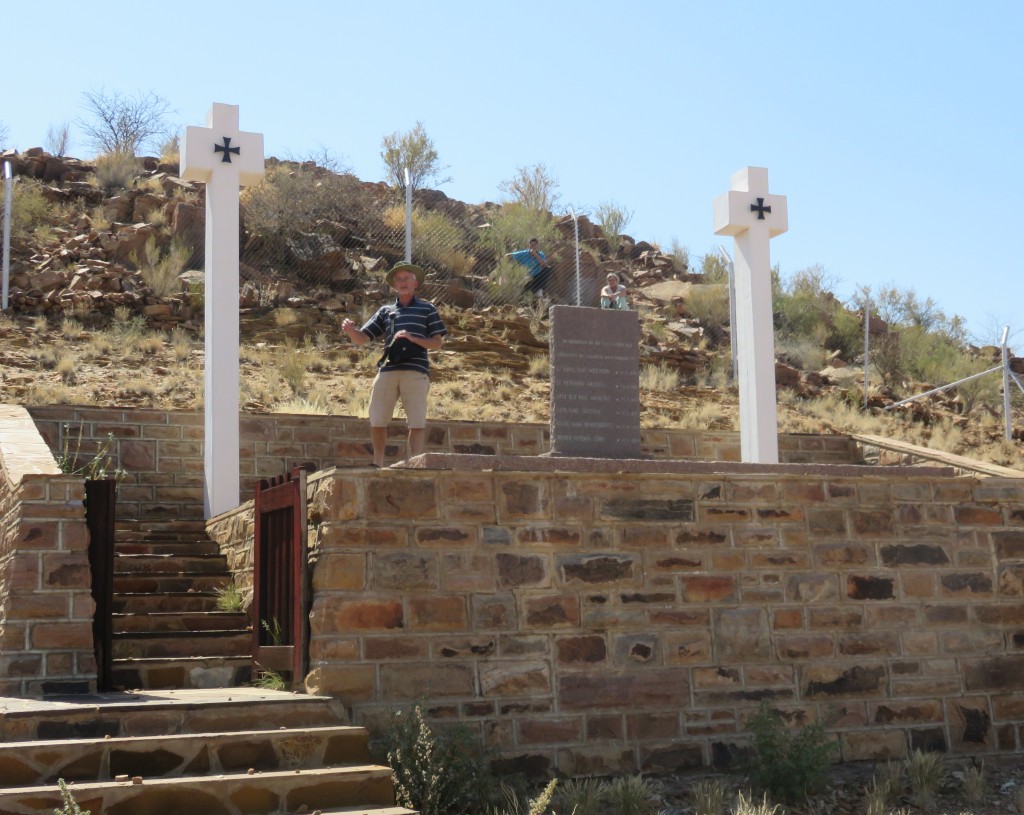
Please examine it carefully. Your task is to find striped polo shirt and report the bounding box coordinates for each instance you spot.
[360,296,447,374]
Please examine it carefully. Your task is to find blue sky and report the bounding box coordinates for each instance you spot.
[3,1,1020,343]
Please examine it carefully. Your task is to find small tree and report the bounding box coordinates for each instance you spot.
[498,162,560,212]
[0,120,10,148]
[45,122,72,156]
[380,121,450,193]
[478,201,558,258]
[78,88,171,156]
[594,200,634,244]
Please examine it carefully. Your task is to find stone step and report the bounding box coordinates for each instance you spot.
[116,540,222,556]
[0,688,347,742]
[116,520,208,538]
[112,611,250,633]
[113,573,231,593]
[0,725,372,785]
[110,656,251,690]
[114,552,230,574]
[111,592,224,614]
[112,629,250,660]
[0,764,396,815]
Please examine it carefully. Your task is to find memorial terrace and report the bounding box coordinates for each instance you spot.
[4,404,1023,774]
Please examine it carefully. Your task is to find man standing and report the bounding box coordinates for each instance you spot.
[341,262,447,467]
[508,237,552,297]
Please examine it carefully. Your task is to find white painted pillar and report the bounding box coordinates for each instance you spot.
[713,167,788,464]
[180,104,265,517]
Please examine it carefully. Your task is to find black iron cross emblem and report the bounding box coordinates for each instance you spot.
[750,197,771,220]
[214,136,241,163]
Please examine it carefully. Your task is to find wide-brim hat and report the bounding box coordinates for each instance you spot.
[385,262,425,286]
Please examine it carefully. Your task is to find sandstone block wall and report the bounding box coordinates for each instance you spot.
[302,465,1024,775]
[26,406,858,520]
[0,406,96,696]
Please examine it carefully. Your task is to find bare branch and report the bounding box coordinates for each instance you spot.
[78,88,171,156]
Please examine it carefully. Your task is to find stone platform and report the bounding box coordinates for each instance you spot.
[394,451,955,478]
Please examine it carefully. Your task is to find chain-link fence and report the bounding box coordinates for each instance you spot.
[232,159,680,316]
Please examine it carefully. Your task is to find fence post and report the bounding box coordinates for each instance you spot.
[2,161,12,311]
[864,301,871,409]
[717,246,738,381]
[568,207,580,306]
[404,168,412,264]
[1002,325,1012,442]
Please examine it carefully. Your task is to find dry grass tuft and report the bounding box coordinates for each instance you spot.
[61,318,84,340]
[56,354,77,384]
[170,329,192,362]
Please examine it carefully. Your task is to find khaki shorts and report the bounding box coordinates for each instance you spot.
[368,370,430,428]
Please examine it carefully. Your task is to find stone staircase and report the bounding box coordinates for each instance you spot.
[0,688,412,815]
[110,521,252,690]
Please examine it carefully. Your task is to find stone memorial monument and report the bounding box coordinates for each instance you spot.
[180,103,265,517]
[713,166,788,464]
[549,305,642,458]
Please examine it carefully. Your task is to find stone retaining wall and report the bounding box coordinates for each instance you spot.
[0,406,95,696]
[26,406,858,521]
[302,462,1024,774]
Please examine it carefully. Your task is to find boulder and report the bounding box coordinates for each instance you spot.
[104,194,135,224]
[28,269,65,292]
[100,224,157,265]
[171,201,205,265]
[133,192,168,223]
[775,361,802,388]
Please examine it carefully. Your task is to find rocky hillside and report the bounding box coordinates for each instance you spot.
[0,146,1021,467]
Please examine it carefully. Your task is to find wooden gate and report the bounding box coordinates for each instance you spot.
[85,479,117,691]
[252,467,309,689]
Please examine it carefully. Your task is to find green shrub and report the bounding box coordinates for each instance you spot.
[385,703,495,815]
[741,701,836,804]
[12,179,54,240]
[698,251,730,284]
[188,280,205,313]
[252,669,285,690]
[498,163,560,212]
[479,202,559,258]
[381,204,477,277]
[381,120,450,192]
[690,778,726,815]
[214,582,245,612]
[53,778,90,815]
[686,284,731,333]
[91,151,138,193]
[556,777,608,815]
[604,774,660,815]
[905,748,945,811]
[594,200,634,244]
[776,335,827,372]
[486,258,530,305]
[669,238,690,274]
[242,161,365,235]
[138,237,190,297]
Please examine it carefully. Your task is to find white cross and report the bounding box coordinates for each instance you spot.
[713,167,788,464]
[180,104,265,517]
